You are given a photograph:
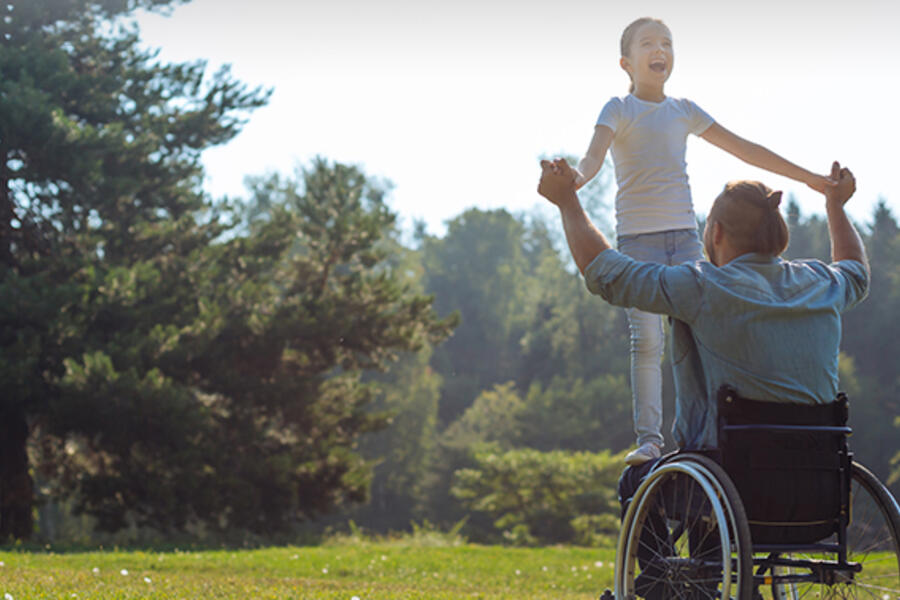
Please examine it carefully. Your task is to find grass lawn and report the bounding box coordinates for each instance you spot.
[0,541,616,599]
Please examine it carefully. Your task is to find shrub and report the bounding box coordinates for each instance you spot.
[451,445,624,546]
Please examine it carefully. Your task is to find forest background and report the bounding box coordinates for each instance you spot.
[1,0,898,548]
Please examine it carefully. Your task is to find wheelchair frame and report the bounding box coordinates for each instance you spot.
[612,388,900,600]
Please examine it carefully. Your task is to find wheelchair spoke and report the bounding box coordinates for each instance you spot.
[617,459,752,600]
[752,464,900,600]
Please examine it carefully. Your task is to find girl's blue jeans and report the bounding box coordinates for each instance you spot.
[616,228,704,449]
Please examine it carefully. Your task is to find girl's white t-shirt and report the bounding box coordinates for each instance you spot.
[597,94,714,237]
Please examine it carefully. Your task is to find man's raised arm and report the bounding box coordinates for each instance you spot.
[537,159,611,274]
[824,161,869,272]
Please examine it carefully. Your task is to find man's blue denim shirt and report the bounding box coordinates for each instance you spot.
[584,250,869,450]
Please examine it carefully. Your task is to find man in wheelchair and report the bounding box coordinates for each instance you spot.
[537,161,899,600]
[537,157,866,460]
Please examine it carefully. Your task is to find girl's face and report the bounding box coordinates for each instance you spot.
[621,22,674,89]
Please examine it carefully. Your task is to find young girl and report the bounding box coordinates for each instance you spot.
[573,17,833,466]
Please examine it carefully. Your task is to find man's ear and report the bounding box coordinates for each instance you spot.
[712,221,725,245]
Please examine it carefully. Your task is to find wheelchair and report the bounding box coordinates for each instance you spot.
[612,385,900,600]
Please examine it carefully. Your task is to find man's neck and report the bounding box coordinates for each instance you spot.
[711,238,745,266]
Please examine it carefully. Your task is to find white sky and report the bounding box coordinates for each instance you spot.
[136,0,900,236]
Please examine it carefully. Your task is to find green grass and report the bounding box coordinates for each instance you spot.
[0,541,616,599]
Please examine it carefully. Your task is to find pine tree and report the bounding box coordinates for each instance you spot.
[1,1,454,539]
[0,0,269,539]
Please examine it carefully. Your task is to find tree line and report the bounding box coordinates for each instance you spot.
[2,0,897,545]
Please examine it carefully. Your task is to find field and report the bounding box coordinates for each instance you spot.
[0,541,616,599]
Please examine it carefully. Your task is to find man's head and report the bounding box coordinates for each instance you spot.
[703,180,789,266]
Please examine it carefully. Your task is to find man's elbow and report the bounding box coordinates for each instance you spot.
[835,250,869,273]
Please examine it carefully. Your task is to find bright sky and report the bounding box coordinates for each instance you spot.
[136,0,899,237]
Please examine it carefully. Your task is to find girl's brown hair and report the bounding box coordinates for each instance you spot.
[708,181,790,257]
[620,17,669,93]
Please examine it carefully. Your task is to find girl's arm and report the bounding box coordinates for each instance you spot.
[700,122,832,193]
[574,125,614,189]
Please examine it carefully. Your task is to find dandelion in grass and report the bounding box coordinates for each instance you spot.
[0,562,4,567]
[120,569,129,576]
[595,561,604,568]
[542,566,548,572]
[91,567,100,574]
[144,576,152,583]
[352,596,361,600]
[4,593,13,600]
[322,568,328,574]
[515,569,521,576]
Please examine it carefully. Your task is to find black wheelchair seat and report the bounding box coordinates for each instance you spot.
[716,385,852,545]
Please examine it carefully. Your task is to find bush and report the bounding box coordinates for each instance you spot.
[451,445,624,546]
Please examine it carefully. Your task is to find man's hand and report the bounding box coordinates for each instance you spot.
[822,161,867,269]
[824,161,856,208]
[537,158,577,208]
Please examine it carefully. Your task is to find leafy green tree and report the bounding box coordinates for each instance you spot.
[843,201,900,382]
[345,346,444,533]
[420,201,627,423]
[451,445,623,546]
[419,382,525,536]
[517,375,632,453]
[31,160,455,539]
[440,382,525,450]
[426,373,631,536]
[783,196,830,262]
[312,224,457,535]
[0,0,268,539]
[516,238,630,387]
[416,198,636,531]
[0,0,455,540]
[438,376,631,455]
[421,209,540,424]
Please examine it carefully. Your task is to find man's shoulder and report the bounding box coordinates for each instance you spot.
[724,254,869,304]
[782,256,868,280]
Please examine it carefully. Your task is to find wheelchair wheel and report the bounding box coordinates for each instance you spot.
[615,454,753,600]
[760,461,900,600]
[838,462,900,598]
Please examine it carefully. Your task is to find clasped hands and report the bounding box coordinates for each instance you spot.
[537,158,578,207]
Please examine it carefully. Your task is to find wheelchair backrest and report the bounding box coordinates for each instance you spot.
[716,385,851,545]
